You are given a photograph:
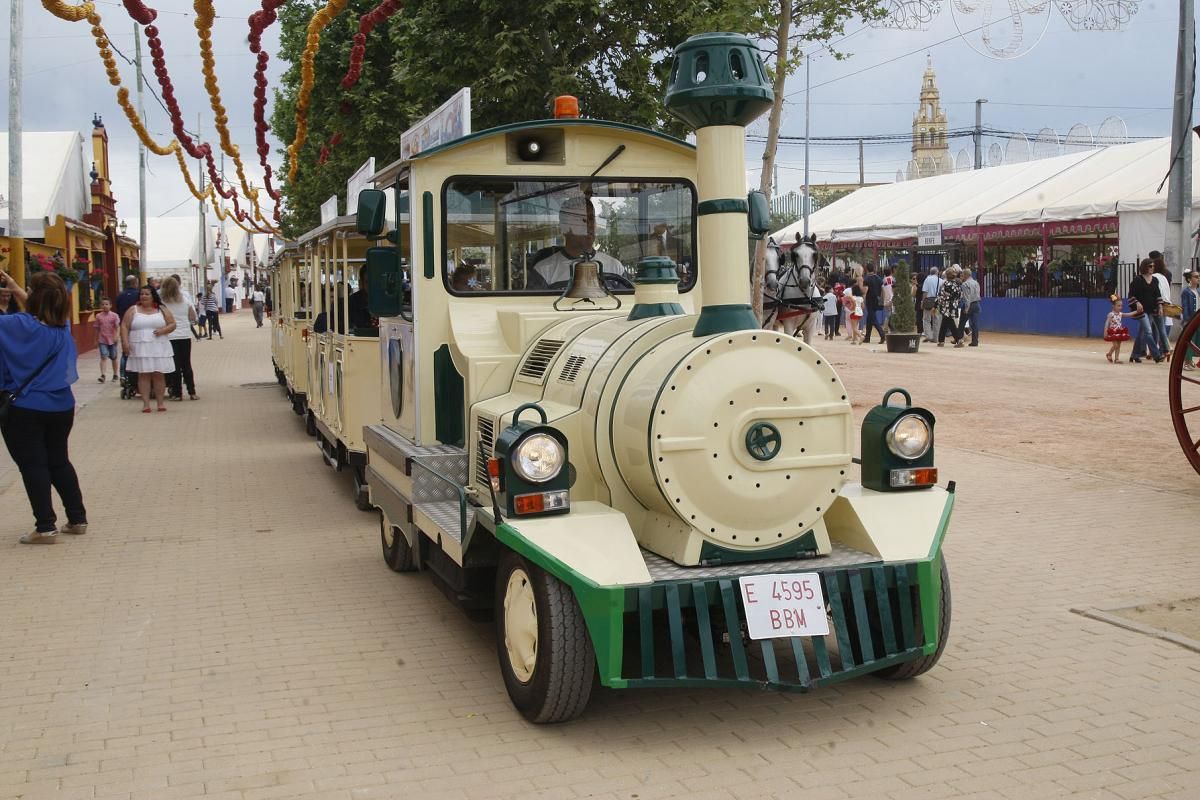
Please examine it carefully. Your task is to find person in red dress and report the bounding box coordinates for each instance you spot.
[1103,294,1135,364]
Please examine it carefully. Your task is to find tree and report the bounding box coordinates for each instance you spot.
[272,0,759,234]
[890,259,916,333]
[748,0,890,321]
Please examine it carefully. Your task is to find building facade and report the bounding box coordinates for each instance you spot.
[907,56,952,180]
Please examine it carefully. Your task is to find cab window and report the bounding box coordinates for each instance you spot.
[442,178,696,295]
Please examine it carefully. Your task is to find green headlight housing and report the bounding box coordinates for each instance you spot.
[861,388,937,492]
[493,403,571,516]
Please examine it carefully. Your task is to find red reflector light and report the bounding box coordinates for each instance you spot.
[514,493,545,515]
[487,457,502,493]
[554,95,579,119]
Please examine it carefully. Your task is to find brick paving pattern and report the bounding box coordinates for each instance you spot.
[1,314,1198,800]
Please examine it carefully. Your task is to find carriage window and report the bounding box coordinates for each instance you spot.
[442,178,696,295]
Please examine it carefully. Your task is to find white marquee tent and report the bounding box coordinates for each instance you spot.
[0,132,90,238]
[121,216,214,277]
[772,137,1197,263]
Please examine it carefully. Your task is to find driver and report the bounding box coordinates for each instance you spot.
[528,195,624,288]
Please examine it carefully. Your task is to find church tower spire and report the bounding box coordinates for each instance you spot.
[908,55,951,179]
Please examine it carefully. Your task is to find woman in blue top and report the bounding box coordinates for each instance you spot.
[0,270,88,544]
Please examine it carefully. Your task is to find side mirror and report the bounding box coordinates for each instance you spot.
[366,246,404,317]
[746,190,770,239]
[356,188,387,238]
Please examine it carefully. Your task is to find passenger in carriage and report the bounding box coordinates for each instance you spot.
[527,195,624,289]
[347,266,372,331]
[451,264,477,292]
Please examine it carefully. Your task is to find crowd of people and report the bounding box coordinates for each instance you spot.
[771,250,984,349]
[1105,252,1200,367]
[0,267,273,544]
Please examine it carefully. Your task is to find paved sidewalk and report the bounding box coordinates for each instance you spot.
[1,315,1198,800]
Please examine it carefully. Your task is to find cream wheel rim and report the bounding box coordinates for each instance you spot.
[382,522,395,549]
[503,568,538,683]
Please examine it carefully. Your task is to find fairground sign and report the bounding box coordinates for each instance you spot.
[400,88,471,161]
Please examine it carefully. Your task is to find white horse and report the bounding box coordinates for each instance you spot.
[765,234,822,344]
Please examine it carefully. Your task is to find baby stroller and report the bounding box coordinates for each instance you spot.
[119,354,139,400]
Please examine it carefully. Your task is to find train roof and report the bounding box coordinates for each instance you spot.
[371,118,694,186]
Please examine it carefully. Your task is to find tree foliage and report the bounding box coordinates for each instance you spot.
[272,0,758,236]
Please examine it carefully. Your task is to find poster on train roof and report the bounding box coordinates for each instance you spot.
[399,87,471,161]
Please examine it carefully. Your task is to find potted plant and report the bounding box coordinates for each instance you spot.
[886,260,921,353]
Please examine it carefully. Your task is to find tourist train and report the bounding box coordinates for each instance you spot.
[267,33,955,722]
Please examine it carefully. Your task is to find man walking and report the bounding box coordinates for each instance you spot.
[960,268,982,346]
[920,266,943,342]
[251,285,266,328]
[862,263,886,344]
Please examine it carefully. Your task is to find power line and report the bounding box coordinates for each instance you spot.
[783,8,1032,100]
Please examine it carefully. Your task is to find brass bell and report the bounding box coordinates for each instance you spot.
[554,257,622,311]
[562,259,608,300]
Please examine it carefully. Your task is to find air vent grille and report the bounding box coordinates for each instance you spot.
[518,338,565,381]
[558,355,586,383]
[474,415,496,487]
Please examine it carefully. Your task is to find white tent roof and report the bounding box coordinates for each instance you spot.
[978,138,1186,224]
[0,132,90,238]
[772,137,1197,244]
[122,216,214,272]
[213,222,251,267]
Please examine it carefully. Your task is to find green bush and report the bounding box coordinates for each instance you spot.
[890,260,916,333]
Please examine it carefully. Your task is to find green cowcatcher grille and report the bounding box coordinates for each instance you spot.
[620,561,933,689]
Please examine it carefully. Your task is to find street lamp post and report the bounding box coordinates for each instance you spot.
[974,99,988,170]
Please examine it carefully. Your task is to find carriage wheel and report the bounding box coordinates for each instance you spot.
[1168,311,1200,476]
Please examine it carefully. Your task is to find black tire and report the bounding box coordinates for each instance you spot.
[875,556,951,680]
[494,550,594,723]
[380,514,417,572]
[353,468,373,512]
[305,411,317,437]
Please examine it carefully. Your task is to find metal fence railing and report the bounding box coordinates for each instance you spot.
[979,262,1137,299]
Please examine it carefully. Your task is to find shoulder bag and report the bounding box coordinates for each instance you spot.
[0,335,66,427]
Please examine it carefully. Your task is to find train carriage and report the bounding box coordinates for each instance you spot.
[276,33,955,723]
[365,34,955,721]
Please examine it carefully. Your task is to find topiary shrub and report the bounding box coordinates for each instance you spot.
[890,260,916,334]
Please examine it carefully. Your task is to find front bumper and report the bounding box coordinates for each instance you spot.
[495,488,952,691]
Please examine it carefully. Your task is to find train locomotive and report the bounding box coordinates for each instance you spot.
[269,33,954,723]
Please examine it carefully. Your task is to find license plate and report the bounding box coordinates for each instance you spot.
[738,573,829,639]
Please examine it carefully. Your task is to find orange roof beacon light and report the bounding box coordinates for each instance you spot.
[553,95,580,119]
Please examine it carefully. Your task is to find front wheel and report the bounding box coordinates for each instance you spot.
[494,550,594,723]
[875,556,951,680]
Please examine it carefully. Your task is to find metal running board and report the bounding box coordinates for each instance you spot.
[413,500,476,545]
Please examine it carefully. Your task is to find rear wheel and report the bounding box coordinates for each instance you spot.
[875,557,951,680]
[380,514,417,572]
[305,411,317,437]
[353,467,372,511]
[494,550,594,723]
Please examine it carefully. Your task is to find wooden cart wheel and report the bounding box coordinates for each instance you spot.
[1168,311,1200,476]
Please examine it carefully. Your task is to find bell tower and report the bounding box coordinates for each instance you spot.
[908,56,951,179]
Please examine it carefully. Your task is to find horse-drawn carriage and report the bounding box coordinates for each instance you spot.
[269,32,955,722]
[1170,309,1200,474]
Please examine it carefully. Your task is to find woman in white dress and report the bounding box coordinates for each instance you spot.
[120,286,176,413]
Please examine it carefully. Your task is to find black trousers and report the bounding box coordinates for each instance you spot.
[2,406,87,533]
[206,310,221,337]
[167,338,195,397]
[938,313,964,343]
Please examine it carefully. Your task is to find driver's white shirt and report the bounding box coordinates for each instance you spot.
[532,249,625,287]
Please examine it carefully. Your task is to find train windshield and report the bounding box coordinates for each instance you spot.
[442,178,696,295]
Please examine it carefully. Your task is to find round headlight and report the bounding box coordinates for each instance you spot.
[512,433,564,482]
[886,414,931,460]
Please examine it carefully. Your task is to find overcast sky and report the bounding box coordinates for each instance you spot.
[1,0,1193,222]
